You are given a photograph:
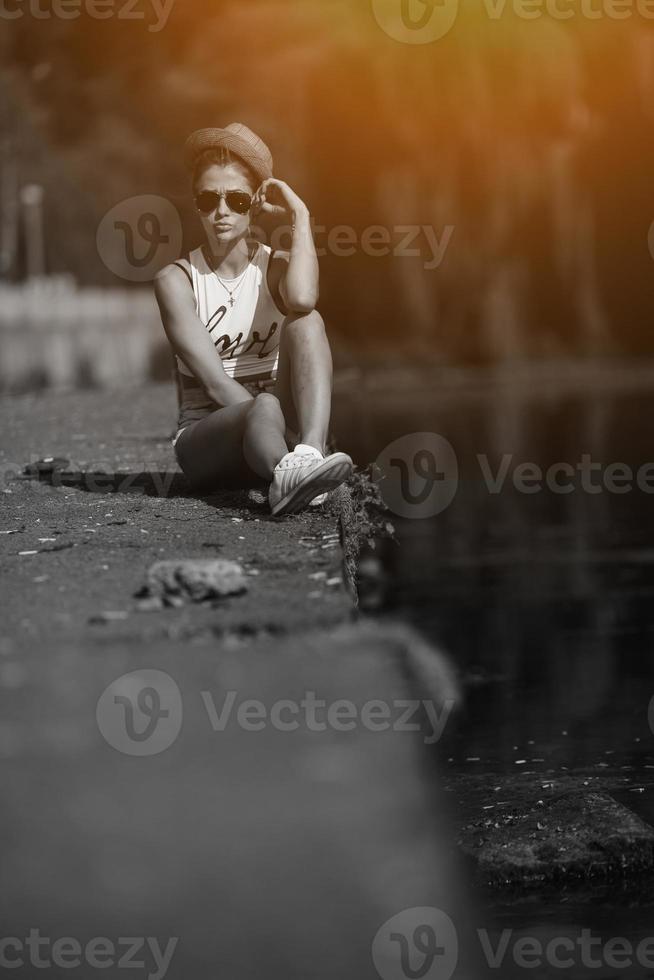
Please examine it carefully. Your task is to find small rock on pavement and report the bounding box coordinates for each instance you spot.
[89,610,130,625]
[136,559,248,609]
[23,457,70,476]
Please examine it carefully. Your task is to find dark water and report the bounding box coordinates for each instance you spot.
[333,365,654,976]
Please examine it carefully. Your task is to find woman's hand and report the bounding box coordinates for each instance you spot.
[251,179,309,220]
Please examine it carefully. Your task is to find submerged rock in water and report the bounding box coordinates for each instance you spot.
[136,559,248,608]
[458,786,654,887]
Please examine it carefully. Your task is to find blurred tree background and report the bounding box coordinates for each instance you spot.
[1,0,654,362]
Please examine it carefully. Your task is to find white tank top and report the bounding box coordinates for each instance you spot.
[176,241,285,381]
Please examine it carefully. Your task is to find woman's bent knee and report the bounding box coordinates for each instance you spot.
[248,391,284,418]
[283,309,326,341]
[243,392,286,437]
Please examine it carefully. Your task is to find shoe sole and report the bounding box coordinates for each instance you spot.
[271,454,353,516]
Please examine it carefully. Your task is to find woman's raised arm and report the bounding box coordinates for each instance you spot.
[252,179,319,313]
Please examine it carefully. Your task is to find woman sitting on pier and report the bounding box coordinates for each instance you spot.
[154,122,353,515]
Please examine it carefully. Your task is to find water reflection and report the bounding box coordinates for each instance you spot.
[334,367,654,776]
[333,365,654,966]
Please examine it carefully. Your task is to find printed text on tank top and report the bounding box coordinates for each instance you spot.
[201,243,279,359]
[175,240,285,380]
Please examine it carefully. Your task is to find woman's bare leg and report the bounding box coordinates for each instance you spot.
[273,309,333,456]
[174,393,287,491]
[242,393,288,476]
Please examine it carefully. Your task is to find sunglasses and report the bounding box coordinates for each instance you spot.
[194,190,253,216]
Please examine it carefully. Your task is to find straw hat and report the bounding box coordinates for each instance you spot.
[184,123,273,184]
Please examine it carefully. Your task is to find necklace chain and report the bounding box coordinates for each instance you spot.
[215,267,248,307]
[205,242,256,308]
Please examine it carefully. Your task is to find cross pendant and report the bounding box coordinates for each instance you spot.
[228,296,235,307]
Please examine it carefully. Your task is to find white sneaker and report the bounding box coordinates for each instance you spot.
[303,447,327,507]
[299,446,342,505]
[269,444,353,516]
[285,444,326,506]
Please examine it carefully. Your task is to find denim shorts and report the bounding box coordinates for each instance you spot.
[171,374,278,450]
